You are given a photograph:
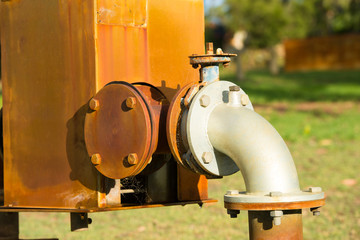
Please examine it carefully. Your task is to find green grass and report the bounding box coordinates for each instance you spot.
[15,69,360,239]
[222,68,360,103]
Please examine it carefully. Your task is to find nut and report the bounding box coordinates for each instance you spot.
[308,187,322,193]
[241,94,249,106]
[216,48,224,54]
[270,210,283,217]
[270,210,283,226]
[229,86,240,92]
[127,153,139,165]
[91,154,102,165]
[202,152,212,164]
[199,95,210,108]
[226,190,239,195]
[313,210,321,216]
[89,98,100,111]
[270,191,282,197]
[227,209,240,218]
[126,97,137,109]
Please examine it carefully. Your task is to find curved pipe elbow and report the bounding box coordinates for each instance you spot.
[208,105,300,194]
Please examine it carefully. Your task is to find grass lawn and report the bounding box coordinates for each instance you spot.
[11,69,360,239]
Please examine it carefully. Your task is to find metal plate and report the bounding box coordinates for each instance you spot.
[85,83,153,179]
[186,81,253,176]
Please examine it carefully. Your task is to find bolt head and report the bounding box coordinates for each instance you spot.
[201,152,212,164]
[229,86,240,92]
[91,154,102,165]
[308,187,322,193]
[226,190,239,195]
[127,153,139,165]
[216,48,224,54]
[126,97,137,109]
[200,95,210,108]
[313,211,321,216]
[241,94,249,106]
[270,191,282,197]
[89,98,100,111]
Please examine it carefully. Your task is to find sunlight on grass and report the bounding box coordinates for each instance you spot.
[4,69,359,239]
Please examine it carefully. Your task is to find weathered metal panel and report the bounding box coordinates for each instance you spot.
[0,0,99,208]
[96,0,204,100]
[0,0,206,210]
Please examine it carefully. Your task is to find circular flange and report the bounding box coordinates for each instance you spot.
[224,198,326,211]
[224,190,325,204]
[166,83,196,169]
[85,83,154,179]
[224,189,326,210]
[186,81,253,176]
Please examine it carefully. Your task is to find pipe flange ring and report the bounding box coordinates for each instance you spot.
[186,81,253,176]
[224,189,325,211]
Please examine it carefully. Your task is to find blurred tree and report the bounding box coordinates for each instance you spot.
[207,0,360,76]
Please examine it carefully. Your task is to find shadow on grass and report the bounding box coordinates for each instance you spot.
[222,69,360,102]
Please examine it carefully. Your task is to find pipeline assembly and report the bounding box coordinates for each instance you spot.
[0,0,325,239]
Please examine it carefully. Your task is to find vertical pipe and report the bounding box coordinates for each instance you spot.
[248,210,303,240]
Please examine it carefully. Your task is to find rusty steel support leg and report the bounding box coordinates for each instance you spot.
[0,212,19,240]
[248,210,303,240]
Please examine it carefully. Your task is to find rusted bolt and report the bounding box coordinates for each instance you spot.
[241,94,249,106]
[226,190,239,195]
[200,95,210,108]
[89,98,100,111]
[229,86,240,92]
[202,152,212,164]
[91,154,102,165]
[270,191,282,197]
[206,42,214,55]
[308,187,322,193]
[127,153,139,165]
[126,97,137,109]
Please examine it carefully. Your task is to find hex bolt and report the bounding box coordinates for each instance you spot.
[311,207,321,216]
[91,154,102,165]
[313,210,321,216]
[202,152,212,164]
[226,190,239,195]
[229,86,240,92]
[206,42,214,55]
[127,153,139,165]
[200,95,211,108]
[270,191,282,197]
[126,97,137,109]
[241,94,249,106]
[89,98,100,111]
[270,210,283,226]
[227,209,240,218]
[308,187,322,193]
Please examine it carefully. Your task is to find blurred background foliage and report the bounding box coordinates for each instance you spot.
[205,0,360,76]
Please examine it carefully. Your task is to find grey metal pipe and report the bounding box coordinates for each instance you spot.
[207,104,300,193]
